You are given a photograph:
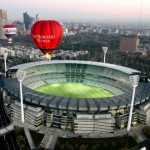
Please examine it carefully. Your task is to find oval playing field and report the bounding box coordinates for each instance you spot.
[4,60,149,113]
[36,83,115,98]
[3,60,150,133]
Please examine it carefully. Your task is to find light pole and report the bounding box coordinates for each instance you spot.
[127,75,139,132]
[102,47,108,63]
[3,52,8,78]
[16,70,26,123]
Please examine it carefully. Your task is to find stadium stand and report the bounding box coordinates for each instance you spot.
[2,60,150,134]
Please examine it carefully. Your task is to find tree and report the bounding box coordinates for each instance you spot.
[91,145,97,150]
[119,147,129,150]
[16,135,26,150]
[79,144,86,150]
[14,126,26,150]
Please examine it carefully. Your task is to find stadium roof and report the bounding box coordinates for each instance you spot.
[9,60,140,75]
[3,78,150,112]
[3,60,150,113]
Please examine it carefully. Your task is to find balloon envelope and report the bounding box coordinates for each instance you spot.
[3,25,17,43]
[31,20,63,59]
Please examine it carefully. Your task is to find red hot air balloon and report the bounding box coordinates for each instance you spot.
[3,24,17,44]
[31,20,63,60]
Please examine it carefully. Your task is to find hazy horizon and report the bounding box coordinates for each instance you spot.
[1,0,150,25]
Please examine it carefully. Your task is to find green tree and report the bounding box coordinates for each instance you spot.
[14,126,27,150]
[16,135,26,150]
[79,144,86,150]
[91,145,97,150]
[60,144,65,150]
[119,147,129,150]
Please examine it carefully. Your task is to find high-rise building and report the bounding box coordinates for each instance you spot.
[36,14,40,22]
[13,21,26,36]
[0,9,7,40]
[119,35,139,52]
[23,12,34,31]
[0,9,7,19]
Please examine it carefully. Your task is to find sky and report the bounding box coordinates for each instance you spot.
[1,0,150,24]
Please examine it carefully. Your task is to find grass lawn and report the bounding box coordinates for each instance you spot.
[36,83,115,98]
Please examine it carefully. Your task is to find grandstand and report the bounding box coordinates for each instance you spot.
[2,60,150,134]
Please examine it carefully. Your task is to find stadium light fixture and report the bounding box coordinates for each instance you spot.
[102,47,108,63]
[127,75,140,132]
[16,70,26,123]
[3,52,8,78]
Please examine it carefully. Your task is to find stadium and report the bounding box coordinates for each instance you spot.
[2,60,150,134]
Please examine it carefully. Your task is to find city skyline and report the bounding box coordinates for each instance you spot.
[1,0,150,24]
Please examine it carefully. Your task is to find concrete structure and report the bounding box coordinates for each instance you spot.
[0,47,16,57]
[137,100,150,124]
[2,60,150,134]
[0,9,7,40]
[0,47,7,56]
[11,101,44,126]
[74,114,115,134]
[119,35,139,52]
[116,112,137,129]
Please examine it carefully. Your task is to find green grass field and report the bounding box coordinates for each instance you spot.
[36,83,115,98]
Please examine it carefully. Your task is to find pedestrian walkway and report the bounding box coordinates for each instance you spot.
[11,117,149,150]
[0,124,14,136]
[12,118,41,149]
[40,131,53,149]
[39,127,61,149]
[137,133,147,143]
[12,117,40,130]
[114,129,127,137]
[38,126,75,150]
[129,124,147,143]
[46,133,59,150]
[24,127,35,150]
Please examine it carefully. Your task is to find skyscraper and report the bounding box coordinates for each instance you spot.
[119,35,139,52]
[0,9,7,40]
[23,12,34,31]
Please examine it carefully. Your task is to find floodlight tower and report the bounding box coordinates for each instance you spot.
[3,52,8,78]
[16,70,26,123]
[102,47,108,63]
[127,75,139,132]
